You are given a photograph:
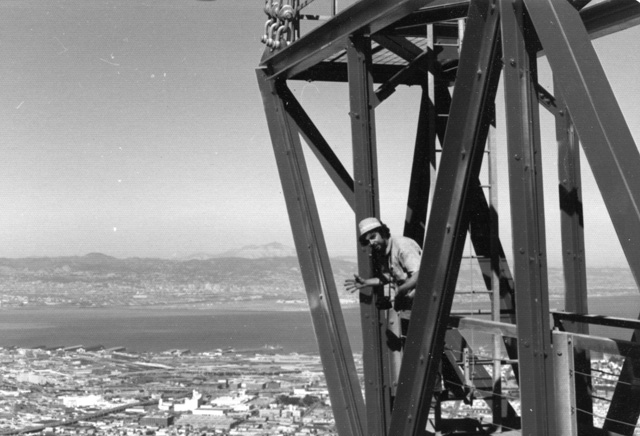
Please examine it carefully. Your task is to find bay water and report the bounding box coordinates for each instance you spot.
[1,293,638,354]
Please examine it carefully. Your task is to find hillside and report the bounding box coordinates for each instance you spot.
[0,245,636,309]
[0,248,359,309]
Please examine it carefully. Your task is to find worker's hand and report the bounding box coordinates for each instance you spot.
[344,274,366,293]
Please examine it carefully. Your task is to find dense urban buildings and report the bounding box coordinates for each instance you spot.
[0,346,339,435]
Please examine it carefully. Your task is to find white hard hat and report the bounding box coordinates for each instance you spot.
[358,217,383,236]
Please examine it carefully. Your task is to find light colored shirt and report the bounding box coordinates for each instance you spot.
[377,235,422,319]
[383,235,422,285]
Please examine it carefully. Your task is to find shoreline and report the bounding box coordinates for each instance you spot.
[0,300,361,313]
[0,290,636,313]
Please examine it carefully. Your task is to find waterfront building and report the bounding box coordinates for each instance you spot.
[173,390,203,412]
[59,394,103,408]
[140,414,174,428]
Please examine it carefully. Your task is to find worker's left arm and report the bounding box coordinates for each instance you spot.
[397,272,418,297]
[395,240,422,299]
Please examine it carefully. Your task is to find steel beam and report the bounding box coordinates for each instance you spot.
[347,34,393,436]
[554,79,593,431]
[580,0,640,40]
[371,35,430,68]
[391,2,469,32]
[525,0,640,284]
[388,2,502,434]
[276,83,355,208]
[292,62,427,86]
[553,332,579,436]
[403,86,435,246]
[501,1,556,435]
[467,179,517,326]
[262,0,639,81]
[424,61,518,337]
[373,53,430,106]
[526,0,640,428]
[260,0,467,80]
[572,332,640,359]
[466,179,521,421]
[433,72,520,383]
[256,69,366,436]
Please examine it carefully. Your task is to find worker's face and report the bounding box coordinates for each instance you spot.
[364,231,386,252]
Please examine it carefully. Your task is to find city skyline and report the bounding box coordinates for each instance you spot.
[0,1,639,268]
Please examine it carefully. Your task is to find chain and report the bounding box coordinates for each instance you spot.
[261,0,318,50]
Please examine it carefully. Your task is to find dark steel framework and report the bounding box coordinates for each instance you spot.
[257,0,640,435]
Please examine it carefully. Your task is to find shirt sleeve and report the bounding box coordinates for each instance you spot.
[398,238,422,276]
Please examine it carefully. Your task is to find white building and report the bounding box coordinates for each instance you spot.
[59,394,103,408]
[173,390,204,412]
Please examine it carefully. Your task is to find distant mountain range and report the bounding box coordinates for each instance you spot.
[0,243,636,309]
[183,242,298,260]
[0,243,358,284]
[0,243,360,308]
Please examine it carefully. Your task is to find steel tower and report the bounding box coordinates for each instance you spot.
[257,1,640,435]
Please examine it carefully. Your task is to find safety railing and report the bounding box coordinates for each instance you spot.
[445,316,522,433]
[553,330,640,436]
[551,310,640,436]
[447,314,640,435]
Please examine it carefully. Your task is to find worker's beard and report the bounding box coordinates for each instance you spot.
[369,241,385,253]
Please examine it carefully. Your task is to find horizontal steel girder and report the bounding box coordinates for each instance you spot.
[260,0,640,81]
[261,0,640,83]
[260,0,468,80]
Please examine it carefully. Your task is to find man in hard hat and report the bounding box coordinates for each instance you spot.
[344,217,422,336]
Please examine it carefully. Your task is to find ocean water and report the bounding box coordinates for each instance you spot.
[1,293,638,354]
[0,306,363,354]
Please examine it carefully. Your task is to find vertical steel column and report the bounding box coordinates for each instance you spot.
[257,69,366,436]
[404,85,435,245]
[553,332,579,436]
[524,0,640,284]
[555,82,589,334]
[555,80,593,431]
[524,1,640,432]
[500,1,556,435]
[388,2,503,434]
[347,34,391,436]
[487,125,503,430]
[432,76,519,347]
[400,81,435,421]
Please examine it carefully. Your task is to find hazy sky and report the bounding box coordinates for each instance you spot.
[1,0,639,267]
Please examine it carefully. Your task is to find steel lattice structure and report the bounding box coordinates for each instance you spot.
[257,0,640,435]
